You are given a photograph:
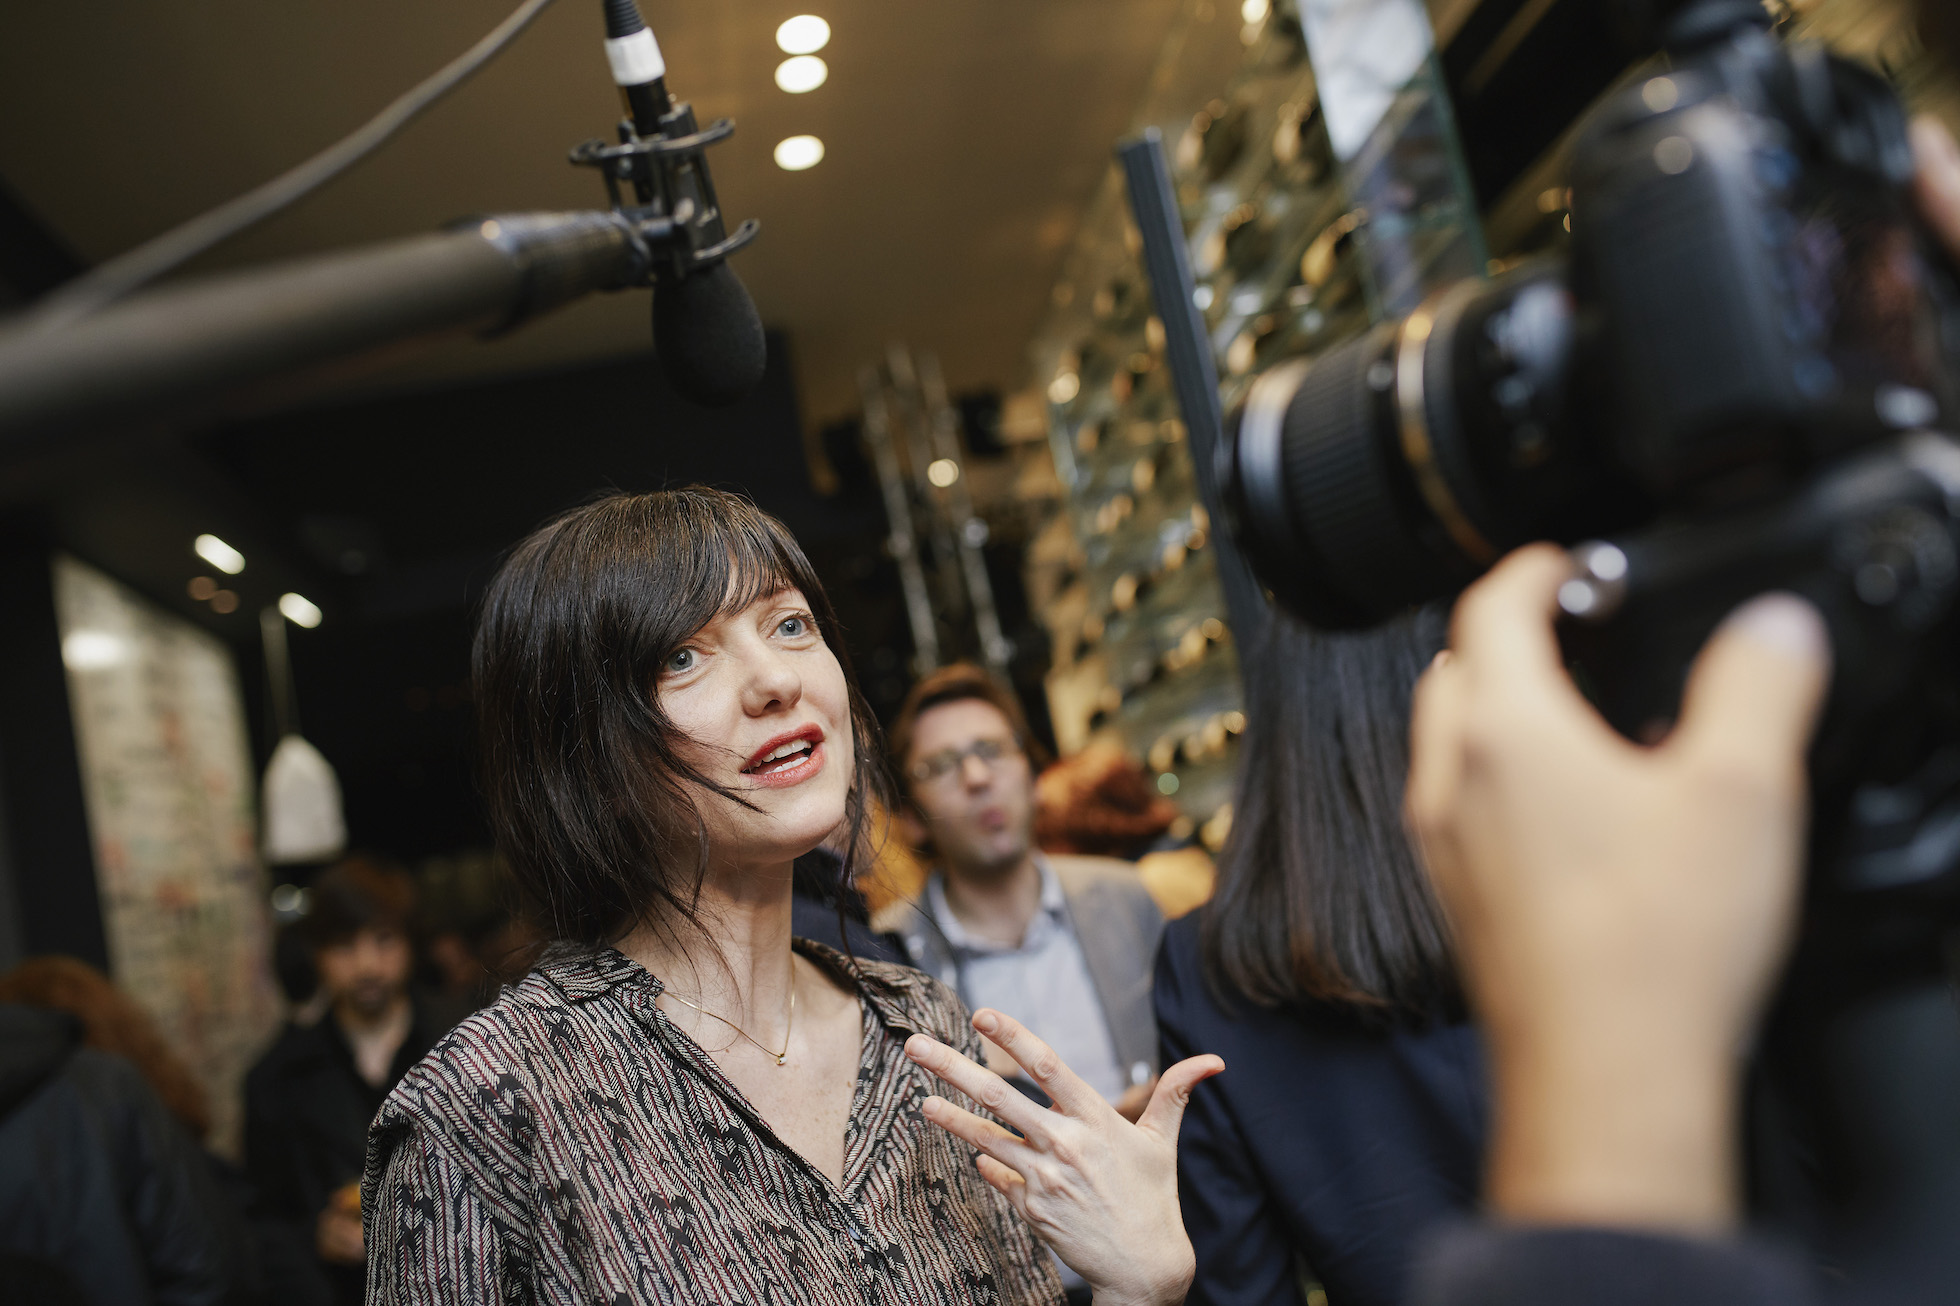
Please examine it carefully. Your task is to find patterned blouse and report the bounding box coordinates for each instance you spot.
[361,939,1064,1306]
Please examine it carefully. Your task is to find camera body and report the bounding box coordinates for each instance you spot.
[1223,4,1960,945]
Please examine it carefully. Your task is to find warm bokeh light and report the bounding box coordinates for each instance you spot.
[926,458,960,487]
[775,55,828,94]
[774,135,825,170]
[193,533,245,574]
[1047,372,1080,404]
[776,15,830,55]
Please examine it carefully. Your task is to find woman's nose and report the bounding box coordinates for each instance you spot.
[742,646,803,713]
[957,751,993,787]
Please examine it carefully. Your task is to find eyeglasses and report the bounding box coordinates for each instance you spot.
[908,736,1024,786]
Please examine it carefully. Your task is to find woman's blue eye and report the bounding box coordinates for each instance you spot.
[779,616,808,637]
[665,648,695,673]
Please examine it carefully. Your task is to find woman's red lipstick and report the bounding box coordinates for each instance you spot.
[741,725,825,788]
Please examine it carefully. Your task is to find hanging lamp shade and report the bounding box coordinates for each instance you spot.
[262,733,347,864]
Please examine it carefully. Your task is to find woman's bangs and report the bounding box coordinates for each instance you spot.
[704,511,810,623]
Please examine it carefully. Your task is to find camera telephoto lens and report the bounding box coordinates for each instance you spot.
[1222,261,1613,629]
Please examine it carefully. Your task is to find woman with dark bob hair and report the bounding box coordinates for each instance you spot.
[361,489,1207,1306]
[1152,607,1487,1306]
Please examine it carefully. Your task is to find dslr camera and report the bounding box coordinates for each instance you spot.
[1224,0,1960,966]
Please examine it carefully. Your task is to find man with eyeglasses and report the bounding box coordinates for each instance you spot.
[875,665,1165,1131]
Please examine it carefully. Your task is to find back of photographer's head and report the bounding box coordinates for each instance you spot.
[1203,605,1458,1021]
[889,664,1050,881]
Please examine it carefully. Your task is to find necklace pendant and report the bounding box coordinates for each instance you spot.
[775,1054,786,1066]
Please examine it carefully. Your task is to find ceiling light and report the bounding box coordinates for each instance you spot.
[279,592,323,628]
[193,533,245,574]
[776,14,830,54]
[926,458,960,487]
[774,55,828,93]
[62,630,127,671]
[774,135,825,171]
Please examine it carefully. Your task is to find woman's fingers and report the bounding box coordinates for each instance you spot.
[904,1033,1050,1139]
[974,1152,1029,1205]
[968,1008,1106,1118]
[920,1094,1043,1173]
[1135,1055,1225,1143]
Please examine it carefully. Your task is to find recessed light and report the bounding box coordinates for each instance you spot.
[193,533,245,574]
[774,135,825,171]
[775,55,827,94]
[776,14,830,54]
[279,592,323,628]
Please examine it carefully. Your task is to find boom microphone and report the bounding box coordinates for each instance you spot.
[600,0,767,406]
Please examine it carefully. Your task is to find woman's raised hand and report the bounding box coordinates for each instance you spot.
[904,1010,1223,1306]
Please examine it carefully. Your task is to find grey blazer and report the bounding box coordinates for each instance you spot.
[873,854,1165,1081]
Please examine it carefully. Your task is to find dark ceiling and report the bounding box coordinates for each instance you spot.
[0,0,1246,427]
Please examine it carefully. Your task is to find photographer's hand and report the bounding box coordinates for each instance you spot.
[1406,545,1830,1234]
[905,1011,1224,1306]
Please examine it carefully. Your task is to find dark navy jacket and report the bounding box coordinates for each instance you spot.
[1154,911,1488,1306]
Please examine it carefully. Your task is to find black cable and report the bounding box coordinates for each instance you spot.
[26,0,558,335]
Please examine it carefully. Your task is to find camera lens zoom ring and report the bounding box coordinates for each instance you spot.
[1278,326,1457,618]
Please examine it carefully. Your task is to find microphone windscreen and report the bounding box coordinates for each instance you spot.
[652,262,767,407]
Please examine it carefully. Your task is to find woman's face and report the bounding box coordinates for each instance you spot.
[657,585,855,874]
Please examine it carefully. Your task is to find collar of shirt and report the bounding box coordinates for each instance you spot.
[536,937,931,1040]
[924,855,1068,959]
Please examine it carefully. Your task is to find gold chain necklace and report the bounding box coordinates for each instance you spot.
[660,975,796,1066]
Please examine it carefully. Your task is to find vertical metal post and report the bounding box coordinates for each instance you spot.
[260,604,296,742]
[886,345,968,627]
[859,365,941,675]
[1118,129,1270,650]
[918,351,1012,675]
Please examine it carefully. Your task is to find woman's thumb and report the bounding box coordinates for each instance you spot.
[1137,1055,1225,1142]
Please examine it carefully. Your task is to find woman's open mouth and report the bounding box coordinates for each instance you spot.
[741,726,825,788]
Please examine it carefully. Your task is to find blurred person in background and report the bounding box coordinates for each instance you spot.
[270,921,330,1029]
[1034,738,1216,920]
[874,664,1166,1127]
[416,905,510,1030]
[0,957,253,1305]
[0,955,216,1139]
[1154,605,1486,1306]
[789,832,914,966]
[246,857,445,1306]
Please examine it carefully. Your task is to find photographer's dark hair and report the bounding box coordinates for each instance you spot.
[1201,605,1458,1022]
[472,488,886,948]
